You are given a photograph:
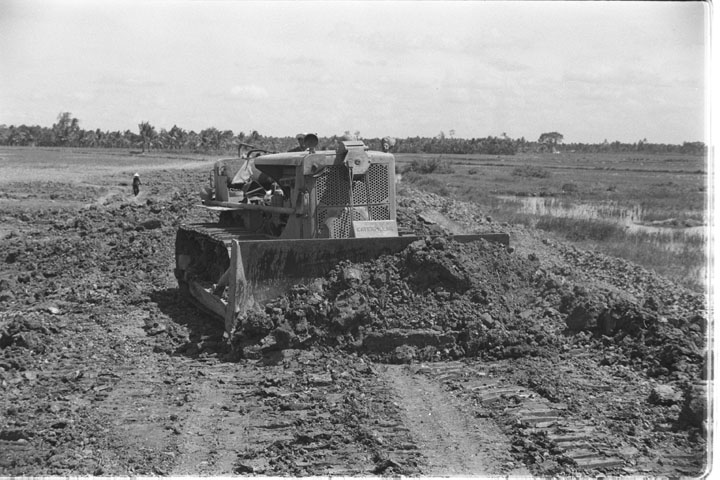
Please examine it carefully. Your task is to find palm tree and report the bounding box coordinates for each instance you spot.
[168,125,187,149]
[138,121,156,152]
[52,112,81,146]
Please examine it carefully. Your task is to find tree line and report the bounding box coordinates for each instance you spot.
[0,112,706,156]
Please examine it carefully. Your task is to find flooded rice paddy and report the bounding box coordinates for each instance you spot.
[496,194,706,238]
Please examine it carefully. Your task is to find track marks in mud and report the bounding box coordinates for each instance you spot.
[399,360,625,476]
[168,363,253,474]
[95,369,180,475]
[408,359,706,477]
[380,363,527,476]
[150,351,426,476]
[223,351,423,476]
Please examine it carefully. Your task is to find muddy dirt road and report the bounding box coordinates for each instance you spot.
[0,154,710,477]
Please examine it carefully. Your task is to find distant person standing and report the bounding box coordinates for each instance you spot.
[132,173,141,196]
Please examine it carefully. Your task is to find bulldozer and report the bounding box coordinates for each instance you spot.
[175,134,509,335]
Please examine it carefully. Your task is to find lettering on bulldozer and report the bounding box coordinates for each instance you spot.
[175,134,509,335]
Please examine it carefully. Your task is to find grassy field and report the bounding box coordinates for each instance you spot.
[397,152,708,291]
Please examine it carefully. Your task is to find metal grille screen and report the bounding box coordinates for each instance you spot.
[315,163,390,238]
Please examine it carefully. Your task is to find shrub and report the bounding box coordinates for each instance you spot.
[468,168,478,175]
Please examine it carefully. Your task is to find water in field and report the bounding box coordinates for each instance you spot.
[496,195,705,237]
[499,195,641,222]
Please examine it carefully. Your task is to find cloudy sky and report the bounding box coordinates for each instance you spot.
[0,0,710,144]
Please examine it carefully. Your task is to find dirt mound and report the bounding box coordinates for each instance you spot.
[232,237,546,359]
[230,234,705,386]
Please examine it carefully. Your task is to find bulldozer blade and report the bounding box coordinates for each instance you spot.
[239,234,509,281]
[175,225,509,334]
[236,234,510,317]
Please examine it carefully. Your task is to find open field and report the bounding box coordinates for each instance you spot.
[0,147,214,184]
[397,152,708,291]
[0,146,709,477]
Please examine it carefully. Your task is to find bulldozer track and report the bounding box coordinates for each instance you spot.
[410,361,705,476]
[411,362,627,471]
[379,363,528,476]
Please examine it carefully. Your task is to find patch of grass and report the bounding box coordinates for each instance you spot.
[535,217,624,242]
[518,215,706,291]
[637,204,706,224]
[401,171,448,191]
[611,234,706,291]
[490,175,516,184]
[512,165,551,178]
[454,184,483,203]
[561,183,579,193]
[403,156,454,174]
